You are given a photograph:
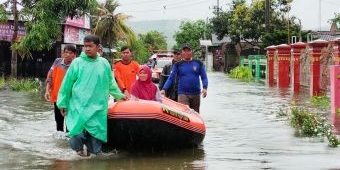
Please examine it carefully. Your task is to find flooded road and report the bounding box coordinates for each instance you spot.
[0,72,340,170]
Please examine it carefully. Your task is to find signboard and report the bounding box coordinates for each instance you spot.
[64,25,91,45]
[64,15,90,29]
[0,22,26,42]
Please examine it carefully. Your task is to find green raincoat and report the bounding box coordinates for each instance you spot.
[57,52,123,142]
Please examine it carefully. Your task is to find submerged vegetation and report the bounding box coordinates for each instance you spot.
[0,76,4,89]
[0,78,41,92]
[228,66,253,81]
[277,106,340,147]
[310,95,330,109]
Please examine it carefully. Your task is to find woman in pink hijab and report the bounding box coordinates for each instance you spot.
[131,65,162,102]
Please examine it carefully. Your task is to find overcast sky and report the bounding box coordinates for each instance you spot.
[108,0,340,31]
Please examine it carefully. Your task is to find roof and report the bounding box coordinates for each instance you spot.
[311,31,340,41]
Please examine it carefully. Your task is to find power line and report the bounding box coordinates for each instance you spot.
[162,0,195,7]
[120,0,211,13]
[121,0,166,6]
[166,0,211,10]
[120,0,196,6]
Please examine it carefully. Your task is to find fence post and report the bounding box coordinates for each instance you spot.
[240,56,245,67]
[255,55,260,81]
[291,42,307,92]
[248,55,253,74]
[330,65,340,134]
[266,46,276,86]
[277,44,291,88]
[308,40,328,96]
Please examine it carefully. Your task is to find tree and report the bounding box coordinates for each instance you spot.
[329,13,340,26]
[130,39,149,64]
[209,0,303,51]
[139,30,167,52]
[115,38,149,64]
[210,11,231,40]
[173,20,211,51]
[0,0,98,77]
[92,0,135,49]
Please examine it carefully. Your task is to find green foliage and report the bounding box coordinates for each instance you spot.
[0,4,7,23]
[174,20,211,51]
[209,0,301,48]
[115,39,149,64]
[330,13,340,25]
[16,0,98,53]
[8,78,40,92]
[92,0,135,48]
[0,76,4,89]
[131,39,149,64]
[210,11,231,40]
[228,66,253,81]
[139,30,168,52]
[289,107,340,147]
[310,96,330,109]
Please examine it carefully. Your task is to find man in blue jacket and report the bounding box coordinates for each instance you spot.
[160,43,208,113]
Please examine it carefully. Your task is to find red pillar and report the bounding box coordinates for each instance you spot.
[330,65,340,134]
[276,44,291,88]
[290,42,307,92]
[265,45,276,86]
[308,40,328,96]
[332,39,340,65]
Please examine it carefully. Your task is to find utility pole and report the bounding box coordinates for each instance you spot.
[287,12,290,44]
[11,0,18,77]
[265,0,270,32]
[217,0,219,16]
[213,0,220,16]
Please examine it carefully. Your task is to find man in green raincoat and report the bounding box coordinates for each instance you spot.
[57,35,126,156]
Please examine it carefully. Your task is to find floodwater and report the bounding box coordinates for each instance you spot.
[0,72,340,170]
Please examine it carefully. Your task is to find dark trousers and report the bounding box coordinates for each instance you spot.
[54,102,67,132]
[177,94,201,113]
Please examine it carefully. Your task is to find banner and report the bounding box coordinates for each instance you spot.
[64,25,91,45]
[0,22,26,42]
[64,15,90,29]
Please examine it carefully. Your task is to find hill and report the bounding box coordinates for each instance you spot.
[126,20,182,49]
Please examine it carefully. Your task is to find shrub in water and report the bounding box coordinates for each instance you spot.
[310,95,330,109]
[289,107,340,147]
[228,66,253,81]
[0,76,4,89]
[8,78,40,91]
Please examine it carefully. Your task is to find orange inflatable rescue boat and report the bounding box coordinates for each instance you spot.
[106,97,206,149]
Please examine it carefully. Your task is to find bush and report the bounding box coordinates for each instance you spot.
[310,95,330,109]
[0,76,4,89]
[228,66,253,81]
[289,107,340,147]
[8,78,40,92]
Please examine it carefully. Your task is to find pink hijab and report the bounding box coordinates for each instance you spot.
[131,65,158,101]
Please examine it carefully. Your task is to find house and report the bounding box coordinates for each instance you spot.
[0,15,91,78]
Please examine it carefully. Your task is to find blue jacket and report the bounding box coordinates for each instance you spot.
[162,59,208,95]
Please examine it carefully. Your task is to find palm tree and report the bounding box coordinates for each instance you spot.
[93,0,135,49]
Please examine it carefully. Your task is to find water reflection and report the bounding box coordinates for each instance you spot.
[1,73,340,169]
[50,148,205,170]
[332,114,340,135]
